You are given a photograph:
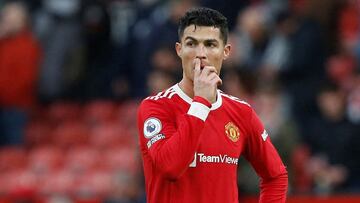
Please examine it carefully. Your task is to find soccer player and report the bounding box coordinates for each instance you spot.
[137,7,288,203]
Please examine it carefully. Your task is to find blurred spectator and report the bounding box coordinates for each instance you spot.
[145,45,181,95]
[337,0,359,49]
[130,0,195,97]
[326,53,357,92]
[280,0,326,135]
[238,83,300,194]
[105,170,145,203]
[346,81,360,191]
[254,84,299,165]
[199,0,251,31]
[304,82,359,194]
[229,4,273,71]
[337,0,360,71]
[347,76,360,124]
[0,1,42,145]
[258,9,294,83]
[86,0,138,100]
[0,0,358,199]
[221,68,257,105]
[146,70,176,95]
[298,0,341,55]
[151,45,181,75]
[70,0,117,100]
[34,0,83,102]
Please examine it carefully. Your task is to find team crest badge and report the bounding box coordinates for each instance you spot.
[225,122,240,142]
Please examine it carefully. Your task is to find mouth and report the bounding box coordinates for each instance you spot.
[199,61,207,70]
[192,59,209,70]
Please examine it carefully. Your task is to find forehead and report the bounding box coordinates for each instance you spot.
[182,25,222,42]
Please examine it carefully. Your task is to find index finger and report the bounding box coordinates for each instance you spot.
[193,58,201,77]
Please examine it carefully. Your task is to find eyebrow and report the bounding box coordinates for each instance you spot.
[184,36,219,43]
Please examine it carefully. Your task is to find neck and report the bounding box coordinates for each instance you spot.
[178,77,195,99]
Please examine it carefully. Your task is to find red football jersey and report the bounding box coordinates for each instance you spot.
[137,84,288,203]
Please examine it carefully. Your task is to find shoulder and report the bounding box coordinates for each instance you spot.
[219,90,255,118]
[138,86,177,115]
[141,86,177,106]
[144,86,177,102]
[219,90,251,108]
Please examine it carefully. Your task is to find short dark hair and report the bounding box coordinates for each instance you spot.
[178,7,229,44]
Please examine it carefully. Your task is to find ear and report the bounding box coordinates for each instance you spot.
[175,42,182,57]
[223,44,231,60]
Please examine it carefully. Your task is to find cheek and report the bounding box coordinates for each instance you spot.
[181,49,196,68]
[182,48,196,60]
[179,50,195,78]
[209,52,224,68]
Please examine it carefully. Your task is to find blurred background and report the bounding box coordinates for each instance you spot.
[0,0,359,202]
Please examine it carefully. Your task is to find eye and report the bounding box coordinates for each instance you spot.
[205,42,217,48]
[186,41,195,47]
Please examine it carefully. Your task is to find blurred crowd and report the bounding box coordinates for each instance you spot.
[0,0,360,202]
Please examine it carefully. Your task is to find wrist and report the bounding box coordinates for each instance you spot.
[187,96,211,121]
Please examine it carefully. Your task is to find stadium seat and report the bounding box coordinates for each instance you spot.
[72,170,112,199]
[83,100,117,126]
[0,171,17,195]
[116,100,140,127]
[27,146,63,175]
[0,170,38,200]
[47,102,82,124]
[0,147,27,172]
[24,120,52,147]
[38,170,74,196]
[64,146,100,174]
[89,122,135,149]
[51,121,89,149]
[103,147,140,173]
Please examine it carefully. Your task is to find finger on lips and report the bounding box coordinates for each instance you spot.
[193,59,220,83]
[200,66,210,75]
[201,67,218,77]
[194,58,201,76]
[194,58,201,69]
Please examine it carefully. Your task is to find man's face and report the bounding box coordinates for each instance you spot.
[175,25,230,82]
[0,3,27,38]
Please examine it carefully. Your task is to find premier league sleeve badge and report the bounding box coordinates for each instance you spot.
[143,117,162,138]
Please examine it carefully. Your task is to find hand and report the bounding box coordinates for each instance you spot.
[193,58,222,104]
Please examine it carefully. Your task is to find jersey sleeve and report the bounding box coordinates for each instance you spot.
[137,96,211,180]
[243,108,288,203]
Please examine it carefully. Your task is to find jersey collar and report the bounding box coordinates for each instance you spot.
[173,84,222,110]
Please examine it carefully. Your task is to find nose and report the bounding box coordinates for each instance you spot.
[196,44,206,59]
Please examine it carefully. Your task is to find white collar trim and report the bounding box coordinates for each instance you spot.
[173,84,222,110]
